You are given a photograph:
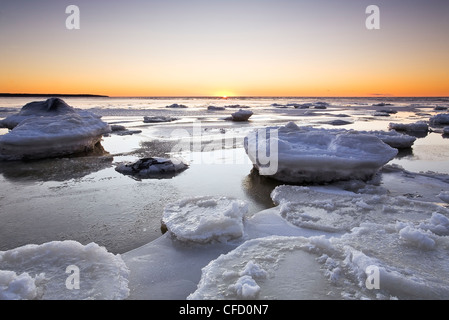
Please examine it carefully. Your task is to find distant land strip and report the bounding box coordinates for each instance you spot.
[0,93,109,98]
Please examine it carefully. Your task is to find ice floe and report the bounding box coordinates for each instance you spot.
[389,121,429,133]
[430,113,449,125]
[0,98,75,129]
[0,111,110,161]
[162,196,248,243]
[0,241,129,300]
[244,122,398,184]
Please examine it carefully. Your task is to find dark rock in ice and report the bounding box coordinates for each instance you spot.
[115,157,188,179]
[313,102,329,109]
[434,106,448,111]
[230,109,253,122]
[143,116,178,123]
[165,104,188,109]
[378,109,398,114]
[207,106,226,111]
[293,103,312,109]
[326,119,353,126]
[372,103,393,107]
[374,112,391,117]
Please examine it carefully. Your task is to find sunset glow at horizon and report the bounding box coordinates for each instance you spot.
[1,0,448,97]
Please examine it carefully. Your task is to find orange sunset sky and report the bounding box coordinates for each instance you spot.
[1,0,448,97]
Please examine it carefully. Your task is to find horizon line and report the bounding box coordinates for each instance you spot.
[1,93,449,99]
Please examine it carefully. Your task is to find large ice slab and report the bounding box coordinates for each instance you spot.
[0,241,129,300]
[0,98,110,161]
[0,98,74,129]
[162,196,248,243]
[244,123,398,184]
[271,185,449,233]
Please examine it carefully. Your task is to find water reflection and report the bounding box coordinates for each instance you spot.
[242,168,283,209]
[0,153,113,182]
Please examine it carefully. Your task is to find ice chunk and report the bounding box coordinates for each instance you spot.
[389,121,429,133]
[370,130,416,149]
[0,112,110,161]
[430,113,449,125]
[229,275,261,299]
[418,212,449,236]
[244,123,398,184]
[0,241,129,300]
[439,191,449,203]
[162,196,248,243]
[443,127,449,135]
[231,109,253,122]
[115,157,188,179]
[0,98,75,129]
[397,225,436,250]
[0,271,41,300]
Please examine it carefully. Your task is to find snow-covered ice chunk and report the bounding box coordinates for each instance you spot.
[244,123,398,184]
[231,109,253,122]
[162,196,248,243]
[0,241,129,300]
[397,225,436,250]
[0,270,41,300]
[0,98,75,129]
[389,121,429,133]
[439,191,449,204]
[115,157,188,179]
[0,112,110,161]
[370,130,416,149]
[430,113,449,125]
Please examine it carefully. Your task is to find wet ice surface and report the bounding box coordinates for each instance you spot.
[1,97,449,300]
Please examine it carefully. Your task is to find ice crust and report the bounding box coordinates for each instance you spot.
[244,123,398,184]
[187,186,449,300]
[0,241,129,300]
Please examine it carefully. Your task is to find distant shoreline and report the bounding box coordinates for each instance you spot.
[0,94,109,98]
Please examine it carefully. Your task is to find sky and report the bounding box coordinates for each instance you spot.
[0,0,448,97]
